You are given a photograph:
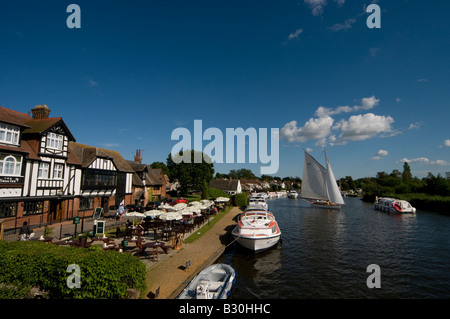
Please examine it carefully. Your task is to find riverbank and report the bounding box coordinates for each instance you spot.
[143,206,242,299]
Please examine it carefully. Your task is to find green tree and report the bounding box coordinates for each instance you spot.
[402,162,412,183]
[166,150,214,197]
[150,161,169,176]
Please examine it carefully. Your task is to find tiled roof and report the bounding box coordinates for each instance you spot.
[69,142,134,173]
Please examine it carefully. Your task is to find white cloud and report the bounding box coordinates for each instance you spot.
[280,116,334,143]
[280,96,399,147]
[334,0,345,6]
[304,0,327,16]
[333,113,395,142]
[315,96,379,117]
[443,139,450,147]
[397,157,450,166]
[288,28,303,40]
[330,18,356,31]
[408,122,421,130]
[371,149,389,160]
[395,97,402,103]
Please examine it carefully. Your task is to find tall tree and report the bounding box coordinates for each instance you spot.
[166,150,214,197]
[402,162,412,183]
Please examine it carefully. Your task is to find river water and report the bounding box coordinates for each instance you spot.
[216,196,450,298]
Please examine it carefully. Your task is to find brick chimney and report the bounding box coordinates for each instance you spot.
[31,105,51,119]
[134,149,142,164]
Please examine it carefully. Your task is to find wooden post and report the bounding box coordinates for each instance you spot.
[0,219,4,240]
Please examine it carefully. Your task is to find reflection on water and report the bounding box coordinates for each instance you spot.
[217,197,450,298]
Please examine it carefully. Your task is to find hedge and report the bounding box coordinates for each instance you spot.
[0,241,146,299]
[233,192,248,207]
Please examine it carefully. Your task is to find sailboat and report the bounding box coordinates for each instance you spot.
[301,150,345,210]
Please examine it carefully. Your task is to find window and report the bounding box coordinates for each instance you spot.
[46,132,63,150]
[23,201,43,215]
[53,163,64,179]
[0,202,17,218]
[81,169,117,189]
[38,162,50,178]
[0,124,20,145]
[0,154,22,176]
[79,197,94,210]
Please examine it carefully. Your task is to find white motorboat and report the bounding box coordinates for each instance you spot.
[231,209,281,252]
[374,197,416,213]
[301,150,345,210]
[287,190,298,199]
[248,196,269,210]
[177,263,236,299]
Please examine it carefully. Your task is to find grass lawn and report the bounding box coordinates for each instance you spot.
[183,205,233,244]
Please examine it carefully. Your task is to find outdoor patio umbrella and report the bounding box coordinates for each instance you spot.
[144,210,162,218]
[215,197,230,203]
[125,211,146,223]
[172,203,187,211]
[159,212,183,221]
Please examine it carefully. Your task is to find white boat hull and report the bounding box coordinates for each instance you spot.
[311,201,342,210]
[232,232,281,252]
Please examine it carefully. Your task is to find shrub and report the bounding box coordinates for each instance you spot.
[233,193,248,207]
[208,188,230,200]
[0,241,146,299]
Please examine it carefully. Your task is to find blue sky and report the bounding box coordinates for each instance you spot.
[1,0,449,179]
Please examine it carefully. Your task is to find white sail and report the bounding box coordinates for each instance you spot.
[325,159,345,205]
[301,151,328,201]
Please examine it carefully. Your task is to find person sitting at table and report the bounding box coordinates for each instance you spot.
[28,229,36,240]
[18,222,31,241]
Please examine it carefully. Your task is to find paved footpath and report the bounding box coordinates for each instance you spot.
[145,206,242,299]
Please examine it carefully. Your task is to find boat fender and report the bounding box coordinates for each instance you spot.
[393,203,402,212]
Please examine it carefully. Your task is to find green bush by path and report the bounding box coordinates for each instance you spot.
[0,241,146,299]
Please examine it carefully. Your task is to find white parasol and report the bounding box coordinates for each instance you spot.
[215,197,230,203]
[172,203,187,211]
[159,212,183,221]
[144,210,162,218]
[125,211,146,218]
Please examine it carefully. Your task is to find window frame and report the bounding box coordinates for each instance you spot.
[0,123,20,146]
[46,132,64,150]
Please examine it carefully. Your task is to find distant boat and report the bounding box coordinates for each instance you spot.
[177,263,236,299]
[301,150,345,210]
[287,190,298,199]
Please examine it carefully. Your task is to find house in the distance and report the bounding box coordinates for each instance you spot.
[209,178,242,195]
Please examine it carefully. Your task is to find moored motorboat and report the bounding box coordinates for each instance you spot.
[374,197,416,213]
[248,196,269,210]
[231,209,281,252]
[177,263,236,299]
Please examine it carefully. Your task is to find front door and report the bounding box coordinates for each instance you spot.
[49,200,64,222]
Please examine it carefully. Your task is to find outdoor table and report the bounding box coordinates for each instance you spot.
[128,237,145,248]
[143,241,169,254]
[135,241,169,260]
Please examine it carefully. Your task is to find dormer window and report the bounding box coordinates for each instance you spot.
[47,132,63,150]
[0,123,20,145]
[0,154,22,176]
